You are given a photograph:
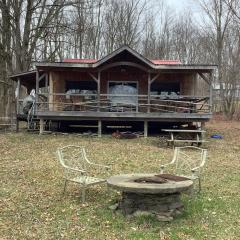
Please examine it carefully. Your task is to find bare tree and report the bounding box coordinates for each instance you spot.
[0,0,14,119]
[103,0,146,53]
[199,0,235,117]
[221,19,240,118]
[223,0,240,20]
[1,0,240,120]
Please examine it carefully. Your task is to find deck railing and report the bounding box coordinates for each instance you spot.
[17,93,211,115]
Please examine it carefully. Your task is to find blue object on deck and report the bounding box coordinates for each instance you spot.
[211,134,223,139]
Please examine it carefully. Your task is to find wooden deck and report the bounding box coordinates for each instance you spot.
[36,111,212,122]
[17,93,212,136]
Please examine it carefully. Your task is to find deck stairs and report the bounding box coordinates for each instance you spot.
[27,102,38,131]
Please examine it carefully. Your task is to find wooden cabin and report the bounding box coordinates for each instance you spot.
[10,46,216,136]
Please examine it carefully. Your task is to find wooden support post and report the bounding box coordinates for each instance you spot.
[209,71,213,113]
[16,78,20,114]
[98,120,102,137]
[16,119,19,132]
[97,71,101,112]
[45,73,49,105]
[201,122,206,130]
[36,71,39,113]
[144,120,148,138]
[45,73,48,88]
[198,71,213,113]
[147,73,151,113]
[200,122,206,141]
[147,72,159,113]
[39,118,44,134]
[16,78,20,132]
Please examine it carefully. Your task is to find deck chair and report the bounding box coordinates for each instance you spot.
[56,145,111,202]
[160,146,207,193]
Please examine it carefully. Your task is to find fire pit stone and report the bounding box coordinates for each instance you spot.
[107,173,193,221]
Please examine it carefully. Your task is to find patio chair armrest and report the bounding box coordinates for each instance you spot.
[191,167,201,177]
[191,166,202,172]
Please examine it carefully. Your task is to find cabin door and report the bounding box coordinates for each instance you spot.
[108,81,138,110]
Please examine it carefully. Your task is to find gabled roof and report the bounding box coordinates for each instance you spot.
[93,45,155,68]
[63,57,182,65]
[9,45,217,88]
[20,45,216,71]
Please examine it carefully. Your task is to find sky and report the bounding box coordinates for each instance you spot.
[162,0,204,22]
[166,0,189,9]
[164,0,198,11]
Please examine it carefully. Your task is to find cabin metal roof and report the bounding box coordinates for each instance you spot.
[10,45,217,81]
[63,59,98,63]
[35,46,217,70]
[63,58,182,65]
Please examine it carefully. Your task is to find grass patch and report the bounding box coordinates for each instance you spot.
[1,121,240,239]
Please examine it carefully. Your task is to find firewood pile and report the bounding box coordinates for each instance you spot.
[112,130,143,139]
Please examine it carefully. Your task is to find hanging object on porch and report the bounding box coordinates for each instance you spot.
[22,95,35,114]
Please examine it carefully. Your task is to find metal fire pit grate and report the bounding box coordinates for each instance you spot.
[134,174,190,184]
[156,174,190,182]
[134,176,167,184]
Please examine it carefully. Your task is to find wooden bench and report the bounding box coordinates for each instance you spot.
[162,129,208,147]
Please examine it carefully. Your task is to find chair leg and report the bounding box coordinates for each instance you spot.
[189,185,194,198]
[63,180,68,195]
[106,183,111,195]
[81,187,86,203]
[198,178,201,193]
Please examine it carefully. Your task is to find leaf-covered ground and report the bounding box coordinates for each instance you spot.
[1,120,240,240]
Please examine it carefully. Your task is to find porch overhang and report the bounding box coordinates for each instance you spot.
[34,62,216,72]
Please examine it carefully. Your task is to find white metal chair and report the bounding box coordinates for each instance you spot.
[160,146,207,193]
[56,145,111,202]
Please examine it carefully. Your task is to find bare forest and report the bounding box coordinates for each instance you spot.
[0,0,240,121]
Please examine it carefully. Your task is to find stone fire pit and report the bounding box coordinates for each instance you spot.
[107,173,193,221]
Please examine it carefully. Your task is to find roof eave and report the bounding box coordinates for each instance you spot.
[9,70,37,80]
[35,62,217,71]
[35,62,93,68]
[154,65,217,70]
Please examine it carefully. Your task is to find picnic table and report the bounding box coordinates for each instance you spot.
[162,129,207,147]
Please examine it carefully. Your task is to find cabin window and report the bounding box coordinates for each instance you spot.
[66,81,97,91]
[65,80,97,100]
